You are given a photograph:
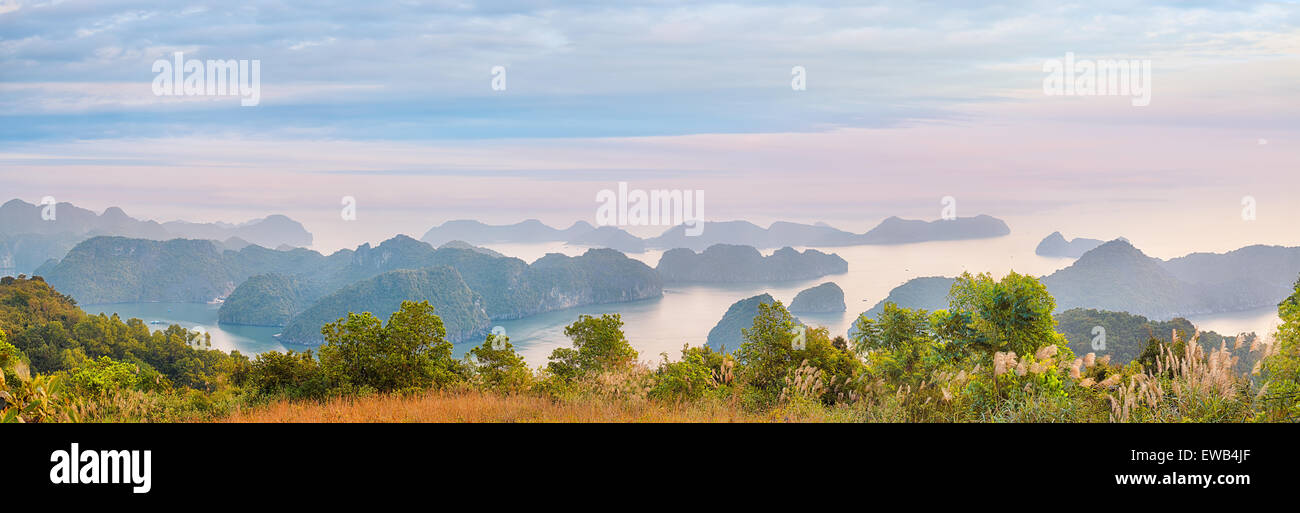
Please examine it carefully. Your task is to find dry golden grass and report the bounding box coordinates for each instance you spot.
[220,390,790,423]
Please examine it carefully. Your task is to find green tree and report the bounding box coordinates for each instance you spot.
[735,301,862,404]
[851,303,955,386]
[468,333,533,392]
[852,303,932,353]
[0,328,17,368]
[1261,277,1300,420]
[67,356,141,395]
[546,314,638,380]
[318,300,462,393]
[939,271,1063,398]
[0,328,21,390]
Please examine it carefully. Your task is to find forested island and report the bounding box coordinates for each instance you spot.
[861,240,1300,321]
[656,244,847,283]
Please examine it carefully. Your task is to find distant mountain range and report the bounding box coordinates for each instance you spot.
[0,198,313,275]
[648,215,1009,251]
[1035,231,1113,258]
[567,226,646,253]
[859,239,1300,322]
[419,215,1010,253]
[421,219,596,246]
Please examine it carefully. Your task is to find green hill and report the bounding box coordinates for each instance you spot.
[279,267,491,345]
[789,282,846,313]
[40,237,235,303]
[217,274,323,326]
[1055,308,1259,372]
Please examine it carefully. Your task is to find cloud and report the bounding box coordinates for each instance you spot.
[0,0,1297,141]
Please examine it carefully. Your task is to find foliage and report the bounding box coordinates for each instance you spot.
[318,300,466,394]
[0,274,82,337]
[649,344,732,402]
[0,327,26,384]
[67,356,144,395]
[707,293,777,351]
[734,300,863,405]
[852,304,959,389]
[248,349,328,399]
[0,266,1288,424]
[467,333,533,393]
[1260,278,1300,421]
[1,276,246,391]
[1056,308,1193,364]
[546,314,638,382]
[943,271,1062,360]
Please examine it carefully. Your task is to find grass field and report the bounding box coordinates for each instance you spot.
[218,390,860,423]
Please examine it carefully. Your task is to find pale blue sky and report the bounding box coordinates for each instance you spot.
[3,0,1297,139]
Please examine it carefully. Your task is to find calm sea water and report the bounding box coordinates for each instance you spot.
[487,235,1068,365]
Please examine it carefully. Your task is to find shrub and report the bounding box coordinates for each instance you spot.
[468,334,533,393]
[67,356,142,395]
[649,344,731,402]
[250,349,328,399]
[546,314,638,381]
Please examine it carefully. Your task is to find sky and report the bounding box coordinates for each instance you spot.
[0,0,1298,255]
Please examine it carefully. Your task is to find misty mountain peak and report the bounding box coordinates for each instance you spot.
[1075,238,1147,263]
[100,206,130,220]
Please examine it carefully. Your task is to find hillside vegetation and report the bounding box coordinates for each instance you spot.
[5,269,1298,423]
[1055,308,1258,373]
[0,275,249,422]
